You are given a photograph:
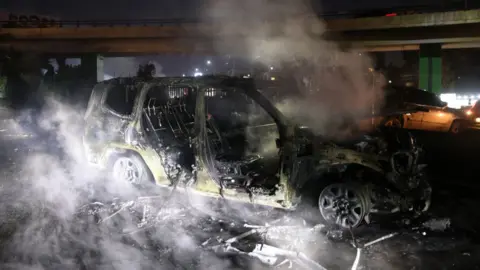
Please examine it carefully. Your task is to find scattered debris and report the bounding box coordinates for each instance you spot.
[422,218,451,232]
[350,232,398,270]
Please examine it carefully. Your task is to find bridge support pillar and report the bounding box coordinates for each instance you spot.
[419,44,442,93]
[81,54,104,83]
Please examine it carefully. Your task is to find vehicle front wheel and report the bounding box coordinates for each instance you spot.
[111,155,152,187]
[318,183,370,229]
[449,120,464,134]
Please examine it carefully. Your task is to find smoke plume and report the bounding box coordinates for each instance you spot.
[202,0,385,138]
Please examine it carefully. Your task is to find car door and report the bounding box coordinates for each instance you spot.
[401,89,425,130]
[403,109,425,130]
[414,91,452,131]
[84,82,140,149]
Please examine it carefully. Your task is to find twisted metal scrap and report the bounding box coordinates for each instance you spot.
[205,220,328,270]
[350,230,398,270]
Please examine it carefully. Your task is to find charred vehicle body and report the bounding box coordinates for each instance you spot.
[83,76,431,229]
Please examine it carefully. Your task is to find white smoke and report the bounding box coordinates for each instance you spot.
[202,0,385,138]
[0,95,315,269]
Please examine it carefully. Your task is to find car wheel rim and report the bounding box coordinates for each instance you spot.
[452,123,460,133]
[318,183,367,228]
[112,157,142,185]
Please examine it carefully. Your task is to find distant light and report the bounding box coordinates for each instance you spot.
[388,80,392,84]
[195,68,199,71]
[471,96,475,99]
[271,77,276,81]
[194,72,203,77]
[182,74,186,77]
[368,67,374,72]
[270,66,274,70]
[385,13,397,17]
[206,60,211,65]
[358,53,362,56]
[477,95,480,99]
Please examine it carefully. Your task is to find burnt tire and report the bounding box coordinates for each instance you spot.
[449,120,463,134]
[109,154,153,188]
[318,182,370,229]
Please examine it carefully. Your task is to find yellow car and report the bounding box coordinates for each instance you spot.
[83,76,431,229]
[381,86,469,134]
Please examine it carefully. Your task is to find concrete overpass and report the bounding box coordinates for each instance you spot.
[2,9,480,53]
[3,9,480,92]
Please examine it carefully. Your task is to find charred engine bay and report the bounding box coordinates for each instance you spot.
[0,126,480,270]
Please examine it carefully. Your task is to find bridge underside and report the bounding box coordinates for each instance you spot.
[2,21,479,91]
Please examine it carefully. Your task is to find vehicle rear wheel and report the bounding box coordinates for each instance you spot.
[449,120,463,134]
[384,117,403,128]
[318,183,369,229]
[111,155,151,187]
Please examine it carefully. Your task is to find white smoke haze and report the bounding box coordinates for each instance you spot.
[0,97,199,269]
[203,0,385,138]
[0,95,331,270]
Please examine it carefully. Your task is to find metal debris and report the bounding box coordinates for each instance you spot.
[350,232,399,270]
[422,218,451,232]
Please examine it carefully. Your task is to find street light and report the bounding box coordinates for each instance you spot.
[206,60,212,65]
[270,66,274,70]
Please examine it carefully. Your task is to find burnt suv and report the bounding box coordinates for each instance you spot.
[83,76,431,229]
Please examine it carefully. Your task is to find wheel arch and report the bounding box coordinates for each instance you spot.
[300,162,383,196]
[449,118,468,133]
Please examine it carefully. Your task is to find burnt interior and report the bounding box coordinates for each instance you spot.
[140,84,281,190]
[204,87,280,190]
[141,85,196,180]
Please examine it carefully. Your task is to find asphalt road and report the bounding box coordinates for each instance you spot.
[0,128,479,269]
